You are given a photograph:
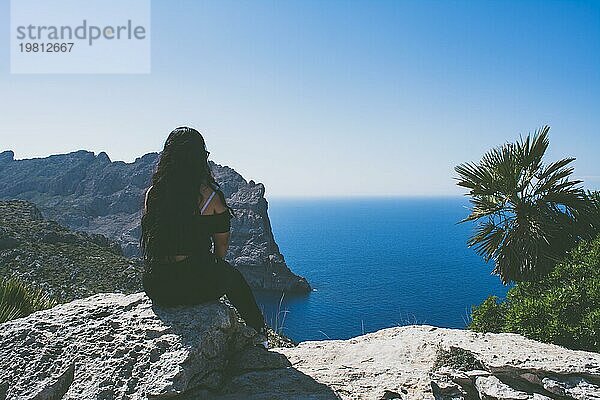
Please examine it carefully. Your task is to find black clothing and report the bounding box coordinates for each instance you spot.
[178,210,232,257]
[145,210,232,260]
[142,253,265,332]
[142,206,265,333]
[142,185,232,260]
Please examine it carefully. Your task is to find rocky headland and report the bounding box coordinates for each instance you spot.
[0,150,310,293]
[1,291,599,400]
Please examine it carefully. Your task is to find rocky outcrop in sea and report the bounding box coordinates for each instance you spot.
[1,292,599,400]
[0,150,310,293]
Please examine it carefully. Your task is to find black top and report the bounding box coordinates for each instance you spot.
[197,210,232,234]
[171,211,232,257]
[143,186,233,262]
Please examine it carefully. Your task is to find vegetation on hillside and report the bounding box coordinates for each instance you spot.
[0,275,56,323]
[0,200,143,303]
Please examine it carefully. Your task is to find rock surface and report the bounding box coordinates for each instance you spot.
[0,292,256,400]
[0,292,333,400]
[2,292,599,400]
[274,325,600,400]
[0,150,310,292]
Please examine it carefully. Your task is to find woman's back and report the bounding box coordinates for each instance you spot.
[143,184,232,263]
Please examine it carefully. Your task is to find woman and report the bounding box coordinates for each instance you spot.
[140,126,268,348]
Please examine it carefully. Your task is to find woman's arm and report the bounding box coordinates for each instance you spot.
[213,231,230,259]
[144,185,153,212]
[206,192,230,259]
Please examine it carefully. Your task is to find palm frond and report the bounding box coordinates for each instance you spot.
[454,125,597,284]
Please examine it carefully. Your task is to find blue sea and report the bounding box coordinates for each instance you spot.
[254,196,511,342]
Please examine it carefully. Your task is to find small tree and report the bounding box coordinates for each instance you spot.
[455,125,596,284]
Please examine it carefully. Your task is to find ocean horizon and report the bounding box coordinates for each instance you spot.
[255,196,512,342]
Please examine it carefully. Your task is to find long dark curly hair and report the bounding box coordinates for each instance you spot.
[140,127,235,261]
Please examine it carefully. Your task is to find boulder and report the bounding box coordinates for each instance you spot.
[0,292,340,400]
[0,292,255,399]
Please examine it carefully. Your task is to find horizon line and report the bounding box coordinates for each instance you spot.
[267,194,467,199]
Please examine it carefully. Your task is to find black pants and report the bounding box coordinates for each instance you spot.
[142,253,265,332]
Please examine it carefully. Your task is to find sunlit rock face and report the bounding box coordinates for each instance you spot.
[275,325,600,400]
[2,296,599,400]
[0,292,257,400]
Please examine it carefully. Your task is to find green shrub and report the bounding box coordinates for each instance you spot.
[432,345,484,372]
[0,276,56,323]
[469,234,600,352]
[469,295,507,333]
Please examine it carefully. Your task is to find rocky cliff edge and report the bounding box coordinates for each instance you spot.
[1,292,600,400]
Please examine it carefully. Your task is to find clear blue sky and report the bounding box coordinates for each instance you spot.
[1,0,598,197]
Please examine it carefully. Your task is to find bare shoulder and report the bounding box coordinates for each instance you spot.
[198,184,212,197]
[198,186,226,215]
[211,191,227,214]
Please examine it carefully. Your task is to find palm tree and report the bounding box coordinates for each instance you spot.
[454,125,596,284]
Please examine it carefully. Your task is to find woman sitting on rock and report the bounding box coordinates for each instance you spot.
[140,126,268,348]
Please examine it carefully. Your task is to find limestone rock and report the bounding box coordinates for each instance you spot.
[0,150,14,164]
[0,150,310,292]
[272,325,600,400]
[0,292,255,400]
[474,375,529,399]
[3,296,599,400]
